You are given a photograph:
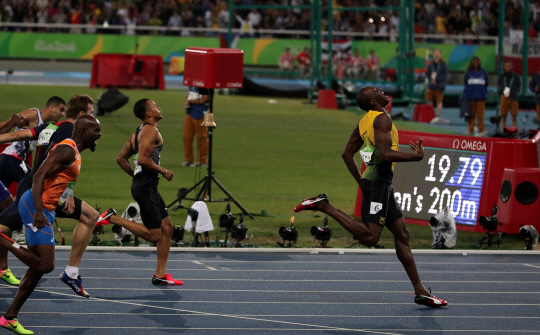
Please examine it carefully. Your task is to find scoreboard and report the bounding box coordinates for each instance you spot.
[354,130,540,233]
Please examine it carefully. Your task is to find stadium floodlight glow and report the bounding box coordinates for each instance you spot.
[277,216,298,248]
[368,18,374,23]
[311,216,332,248]
[381,17,386,21]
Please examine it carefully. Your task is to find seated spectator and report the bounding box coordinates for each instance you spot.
[346,49,364,79]
[364,49,380,80]
[279,47,295,71]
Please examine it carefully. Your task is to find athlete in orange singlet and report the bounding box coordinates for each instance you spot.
[0,115,101,334]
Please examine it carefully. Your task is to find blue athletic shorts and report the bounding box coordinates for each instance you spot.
[19,190,56,247]
[0,180,10,203]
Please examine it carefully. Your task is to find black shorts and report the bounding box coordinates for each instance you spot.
[55,196,83,220]
[131,183,168,230]
[0,155,30,188]
[361,179,403,227]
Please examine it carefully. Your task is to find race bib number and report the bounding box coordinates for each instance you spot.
[360,146,375,165]
[30,124,58,151]
[133,153,142,175]
[188,91,199,100]
[370,202,383,215]
[58,181,75,206]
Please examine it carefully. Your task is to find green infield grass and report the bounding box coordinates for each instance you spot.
[0,85,525,249]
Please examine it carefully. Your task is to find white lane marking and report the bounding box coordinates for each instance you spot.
[522,263,540,269]
[8,298,540,306]
[3,287,539,294]
[192,260,217,271]
[0,283,401,335]
[17,313,540,319]
[38,258,540,266]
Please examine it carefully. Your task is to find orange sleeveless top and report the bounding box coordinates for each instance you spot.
[42,139,81,211]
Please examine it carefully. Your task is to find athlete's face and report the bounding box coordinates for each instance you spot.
[148,100,162,120]
[371,87,389,107]
[50,104,66,122]
[85,120,102,152]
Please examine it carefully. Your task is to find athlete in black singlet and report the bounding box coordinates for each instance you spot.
[97,98,182,285]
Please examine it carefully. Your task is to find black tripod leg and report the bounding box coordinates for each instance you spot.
[211,176,255,220]
[166,177,207,208]
[194,175,211,201]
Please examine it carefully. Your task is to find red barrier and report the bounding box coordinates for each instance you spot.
[90,54,165,90]
[412,104,435,123]
[317,89,338,110]
[354,131,540,233]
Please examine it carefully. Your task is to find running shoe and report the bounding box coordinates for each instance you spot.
[0,269,20,286]
[0,316,34,335]
[96,208,117,227]
[294,194,328,212]
[414,288,447,307]
[181,161,192,167]
[59,271,90,298]
[152,273,183,285]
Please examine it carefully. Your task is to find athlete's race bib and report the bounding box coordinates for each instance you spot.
[133,153,142,175]
[30,124,59,151]
[58,181,75,206]
[360,146,375,165]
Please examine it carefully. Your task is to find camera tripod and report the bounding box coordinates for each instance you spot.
[167,89,254,219]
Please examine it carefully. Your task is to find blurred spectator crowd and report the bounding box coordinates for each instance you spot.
[0,0,539,41]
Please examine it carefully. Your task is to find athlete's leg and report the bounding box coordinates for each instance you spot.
[0,225,13,270]
[4,245,55,318]
[155,216,173,278]
[0,233,53,273]
[385,217,430,296]
[317,201,384,246]
[109,215,161,243]
[66,201,99,268]
[0,196,13,212]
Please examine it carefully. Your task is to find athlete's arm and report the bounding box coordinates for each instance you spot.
[0,109,35,130]
[342,123,364,186]
[0,114,26,135]
[116,133,135,177]
[32,145,75,229]
[187,94,209,105]
[0,128,34,144]
[137,126,174,181]
[373,113,423,162]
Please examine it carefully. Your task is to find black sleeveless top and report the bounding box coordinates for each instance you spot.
[132,123,163,186]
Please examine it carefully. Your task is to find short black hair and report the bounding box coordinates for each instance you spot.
[133,99,150,120]
[504,59,513,64]
[468,56,482,70]
[46,96,66,108]
[356,89,373,111]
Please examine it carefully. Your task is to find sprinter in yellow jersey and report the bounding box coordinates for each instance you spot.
[295,87,447,308]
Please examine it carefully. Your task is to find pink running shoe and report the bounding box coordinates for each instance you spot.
[152,273,183,285]
[294,194,328,212]
[95,208,117,227]
[415,288,448,308]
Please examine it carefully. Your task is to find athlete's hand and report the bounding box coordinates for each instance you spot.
[409,140,424,160]
[10,114,27,127]
[163,169,174,181]
[33,209,48,229]
[63,195,75,215]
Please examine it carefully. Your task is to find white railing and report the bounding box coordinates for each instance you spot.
[0,22,501,44]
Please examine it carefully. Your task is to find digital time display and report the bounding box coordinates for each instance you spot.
[392,146,487,226]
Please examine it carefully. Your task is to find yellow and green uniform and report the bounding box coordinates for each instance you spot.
[358,110,399,184]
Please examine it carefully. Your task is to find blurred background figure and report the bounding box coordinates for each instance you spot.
[279,47,295,72]
[296,47,311,78]
[463,56,489,136]
[498,60,521,130]
[364,50,380,80]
